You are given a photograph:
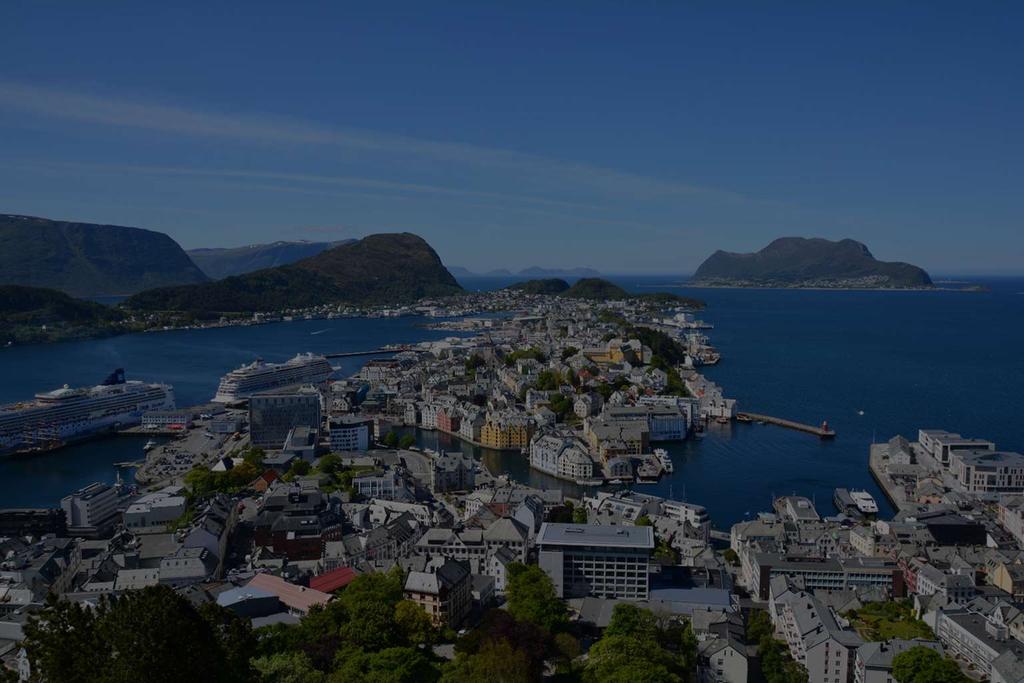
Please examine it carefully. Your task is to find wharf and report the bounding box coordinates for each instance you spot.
[325,346,420,359]
[736,412,836,439]
[868,443,910,509]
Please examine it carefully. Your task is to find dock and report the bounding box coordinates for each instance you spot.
[325,346,420,359]
[736,412,836,439]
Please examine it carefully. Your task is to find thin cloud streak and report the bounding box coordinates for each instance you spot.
[0,80,741,202]
[40,161,606,212]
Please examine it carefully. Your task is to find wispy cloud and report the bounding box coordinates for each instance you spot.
[0,80,738,202]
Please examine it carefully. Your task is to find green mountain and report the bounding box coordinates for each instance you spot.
[561,278,631,300]
[0,214,209,296]
[693,237,932,288]
[187,240,353,279]
[126,233,462,313]
[507,278,570,295]
[0,285,125,344]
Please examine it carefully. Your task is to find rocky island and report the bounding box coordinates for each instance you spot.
[692,237,933,289]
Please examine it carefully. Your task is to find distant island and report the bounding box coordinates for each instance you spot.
[692,237,933,289]
[0,214,208,297]
[507,277,704,308]
[507,278,571,295]
[448,265,602,279]
[126,233,462,314]
[187,239,354,279]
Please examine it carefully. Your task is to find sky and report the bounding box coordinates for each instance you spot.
[1,3,1021,274]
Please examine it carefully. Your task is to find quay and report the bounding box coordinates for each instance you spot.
[325,346,420,359]
[736,412,836,439]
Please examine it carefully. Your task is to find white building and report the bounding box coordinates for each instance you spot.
[61,482,121,530]
[328,415,373,452]
[123,486,187,529]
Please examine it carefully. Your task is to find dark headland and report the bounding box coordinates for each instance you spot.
[692,237,933,289]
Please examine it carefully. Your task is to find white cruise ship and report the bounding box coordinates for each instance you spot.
[213,353,334,403]
[0,369,174,455]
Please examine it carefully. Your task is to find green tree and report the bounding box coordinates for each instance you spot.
[23,586,254,683]
[331,646,439,683]
[395,600,436,646]
[561,346,579,361]
[20,596,107,683]
[604,604,661,641]
[635,515,652,527]
[382,431,399,447]
[892,646,967,683]
[317,453,343,475]
[288,459,311,477]
[441,640,532,683]
[584,634,682,683]
[506,563,567,632]
[678,620,698,675]
[572,506,588,524]
[399,433,417,449]
[536,369,562,390]
[336,569,405,650]
[252,651,326,683]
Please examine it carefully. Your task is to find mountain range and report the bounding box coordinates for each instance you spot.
[693,237,933,288]
[187,240,353,279]
[0,214,208,296]
[126,233,462,314]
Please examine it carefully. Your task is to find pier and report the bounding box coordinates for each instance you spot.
[736,412,836,439]
[325,346,420,358]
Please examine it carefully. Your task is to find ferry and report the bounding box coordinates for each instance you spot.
[0,369,174,456]
[212,353,333,402]
[834,488,879,516]
[850,490,879,515]
[654,448,674,474]
[143,439,158,452]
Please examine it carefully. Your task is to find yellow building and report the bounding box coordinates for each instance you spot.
[990,561,1024,599]
[481,417,533,450]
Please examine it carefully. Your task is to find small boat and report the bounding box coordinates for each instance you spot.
[736,414,752,424]
[715,416,729,425]
[609,479,624,485]
[654,448,673,474]
[143,439,158,452]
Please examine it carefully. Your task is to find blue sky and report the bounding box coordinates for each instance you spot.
[1,3,1021,274]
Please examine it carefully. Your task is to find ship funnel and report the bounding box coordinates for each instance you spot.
[102,368,126,385]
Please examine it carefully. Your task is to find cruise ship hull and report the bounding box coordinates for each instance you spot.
[213,353,333,403]
[0,383,174,456]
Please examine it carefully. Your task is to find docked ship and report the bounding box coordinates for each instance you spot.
[212,353,334,403]
[834,488,880,516]
[0,369,175,456]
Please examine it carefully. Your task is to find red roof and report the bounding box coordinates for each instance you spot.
[310,566,358,593]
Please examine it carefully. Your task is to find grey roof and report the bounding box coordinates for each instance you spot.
[216,586,277,607]
[857,639,942,670]
[537,523,654,549]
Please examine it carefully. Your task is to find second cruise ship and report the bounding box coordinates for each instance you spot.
[213,353,334,403]
[0,369,175,455]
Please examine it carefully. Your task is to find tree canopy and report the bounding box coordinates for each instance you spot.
[22,586,255,683]
[505,563,568,632]
[892,646,967,683]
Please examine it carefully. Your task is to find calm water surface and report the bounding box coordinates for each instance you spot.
[2,277,1022,529]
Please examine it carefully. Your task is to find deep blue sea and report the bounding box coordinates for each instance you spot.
[2,275,1022,531]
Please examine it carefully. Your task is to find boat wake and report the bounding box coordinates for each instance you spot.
[310,329,329,335]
